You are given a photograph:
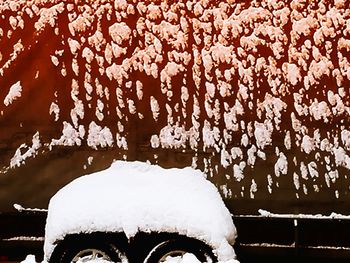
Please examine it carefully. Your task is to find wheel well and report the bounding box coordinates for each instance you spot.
[49,232,129,263]
[131,232,218,262]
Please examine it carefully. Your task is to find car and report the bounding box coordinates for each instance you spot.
[44,161,238,263]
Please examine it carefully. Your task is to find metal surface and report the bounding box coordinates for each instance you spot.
[72,249,112,262]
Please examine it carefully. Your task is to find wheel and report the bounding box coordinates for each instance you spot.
[51,235,129,263]
[143,238,217,263]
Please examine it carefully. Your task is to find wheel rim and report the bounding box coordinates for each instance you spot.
[72,248,113,262]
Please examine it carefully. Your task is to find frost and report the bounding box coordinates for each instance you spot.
[2,0,350,203]
[71,100,84,127]
[233,162,246,182]
[49,102,60,121]
[307,162,319,178]
[241,134,249,148]
[50,55,59,66]
[95,99,105,121]
[109,23,131,45]
[82,47,94,64]
[293,173,300,190]
[231,147,243,160]
[150,96,160,121]
[221,149,231,168]
[87,122,114,150]
[4,81,22,106]
[203,121,220,152]
[301,135,315,154]
[116,133,128,150]
[254,122,272,149]
[274,152,288,177]
[205,82,216,98]
[247,145,257,167]
[159,124,187,149]
[34,3,65,33]
[50,122,83,148]
[10,132,41,168]
[250,179,257,199]
[341,130,350,150]
[150,135,160,148]
[284,131,291,150]
[333,147,350,170]
[267,174,273,194]
[283,63,301,85]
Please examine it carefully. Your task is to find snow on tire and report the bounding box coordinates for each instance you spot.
[51,237,129,263]
[143,238,216,263]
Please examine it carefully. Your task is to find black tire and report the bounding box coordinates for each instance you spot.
[51,236,129,263]
[143,238,217,263]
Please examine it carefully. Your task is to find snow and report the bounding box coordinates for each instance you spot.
[254,122,272,149]
[13,203,47,213]
[5,236,44,243]
[21,255,36,263]
[233,162,246,182]
[150,96,160,121]
[4,81,22,106]
[2,0,350,213]
[249,179,257,199]
[283,63,301,85]
[163,253,200,263]
[44,161,237,262]
[256,209,350,220]
[274,152,288,177]
[50,122,83,148]
[49,102,60,121]
[87,122,114,149]
[301,135,315,154]
[10,132,41,168]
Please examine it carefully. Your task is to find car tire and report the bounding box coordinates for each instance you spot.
[51,236,129,263]
[143,238,217,263]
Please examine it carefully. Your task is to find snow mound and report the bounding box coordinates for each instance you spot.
[21,255,36,263]
[44,161,237,262]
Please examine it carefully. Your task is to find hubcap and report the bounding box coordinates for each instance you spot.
[72,249,113,262]
[159,250,187,262]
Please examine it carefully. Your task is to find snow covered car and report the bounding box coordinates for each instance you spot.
[44,161,238,263]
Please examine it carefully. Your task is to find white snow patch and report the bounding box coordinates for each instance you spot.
[150,96,160,121]
[301,135,315,154]
[10,132,41,168]
[4,81,22,106]
[233,161,246,182]
[250,179,257,199]
[49,102,60,121]
[274,152,288,177]
[50,122,83,148]
[21,255,37,263]
[254,122,272,149]
[333,147,350,170]
[283,63,301,85]
[87,122,114,149]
